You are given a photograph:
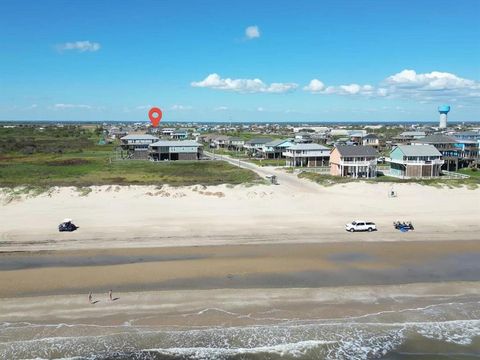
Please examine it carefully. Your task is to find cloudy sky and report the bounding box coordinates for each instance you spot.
[1,0,479,122]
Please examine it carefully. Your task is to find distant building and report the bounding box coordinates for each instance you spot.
[244,138,273,155]
[388,145,443,178]
[413,134,460,171]
[454,131,480,142]
[149,140,202,161]
[212,135,229,148]
[394,131,427,144]
[330,145,378,178]
[361,134,380,148]
[283,143,330,167]
[171,130,188,140]
[161,128,176,136]
[294,132,313,143]
[227,137,245,150]
[109,127,127,139]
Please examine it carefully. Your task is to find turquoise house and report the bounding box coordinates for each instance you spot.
[389,145,443,178]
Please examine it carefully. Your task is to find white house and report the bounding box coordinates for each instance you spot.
[283,143,330,167]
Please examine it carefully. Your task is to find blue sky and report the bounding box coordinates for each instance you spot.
[1,0,479,122]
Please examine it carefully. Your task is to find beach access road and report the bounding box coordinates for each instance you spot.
[203,150,320,193]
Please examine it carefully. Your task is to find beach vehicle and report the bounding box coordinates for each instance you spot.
[58,218,79,232]
[266,174,278,185]
[393,221,414,232]
[345,221,377,232]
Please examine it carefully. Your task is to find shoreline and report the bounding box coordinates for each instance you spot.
[2,281,480,326]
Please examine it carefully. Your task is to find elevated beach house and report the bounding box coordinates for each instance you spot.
[148,140,203,161]
[330,145,378,178]
[244,138,273,156]
[388,145,443,178]
[260,139,295,159]
[283,143,330,167]
[226,137,245,151]
[120,134,160,159]
[120,134,160,151]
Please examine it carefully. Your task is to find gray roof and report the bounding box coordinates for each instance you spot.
[334,145,378,157]
[213,135,229,141]
[399,131,426,137]
[454,131,480,136]
[363,134,378,139]
[287,143,330,151]
[246,138,273,145]
[150,140,201,147]
[394,145,442,157]
[121,134,159,140]
[264,139,294,147]
[413,134,457,144]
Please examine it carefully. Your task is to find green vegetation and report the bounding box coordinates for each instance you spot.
[458,168,480,178]
[0,126,260,187]
[222,131,276,141]
[298,171,480,189]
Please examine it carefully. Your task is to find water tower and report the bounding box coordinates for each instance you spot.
[438,105,450,129]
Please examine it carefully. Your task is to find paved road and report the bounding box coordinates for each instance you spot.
[204,151,320,193]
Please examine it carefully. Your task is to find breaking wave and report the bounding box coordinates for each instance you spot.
[1,318,479,360]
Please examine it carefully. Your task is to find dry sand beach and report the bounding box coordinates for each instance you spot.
[1,181,480,359]
[1,181,479,251]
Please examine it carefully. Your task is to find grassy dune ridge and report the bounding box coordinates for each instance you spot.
[0,126,260,187]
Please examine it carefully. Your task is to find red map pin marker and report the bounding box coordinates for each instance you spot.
[148,107,163,127]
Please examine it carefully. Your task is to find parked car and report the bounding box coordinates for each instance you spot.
[345,220,377,232]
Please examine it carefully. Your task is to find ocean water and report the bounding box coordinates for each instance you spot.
[1,299,479,360]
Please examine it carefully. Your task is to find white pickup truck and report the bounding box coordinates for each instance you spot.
[345,221,377,232]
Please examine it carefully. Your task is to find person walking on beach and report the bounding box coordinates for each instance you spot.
[88,292,93,304]
[108,289,113,301]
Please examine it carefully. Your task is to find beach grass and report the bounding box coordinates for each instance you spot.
[0,155,260,187]
[0,127,260,187]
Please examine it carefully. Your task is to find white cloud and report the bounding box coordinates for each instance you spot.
[53,103,92,109]
[303,69,480,101]
[257,107,264,112]
[57,41,101,53]
[191,73,297,93]
[306,81,374,96]
[245,25,260,39]
[214,106,228,111]
[303,79,325,92]
[382,69,480,100]
[171,104,192,110]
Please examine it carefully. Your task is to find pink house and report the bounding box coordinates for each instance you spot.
[330,145,378,178]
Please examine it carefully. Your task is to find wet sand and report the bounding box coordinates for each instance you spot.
[1,241,480,298]
[2,281,480,327]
